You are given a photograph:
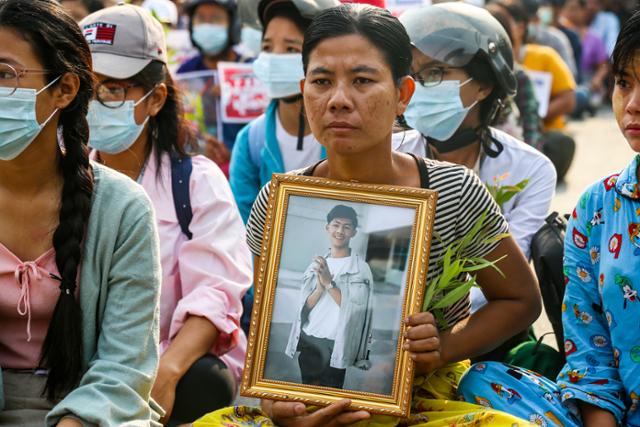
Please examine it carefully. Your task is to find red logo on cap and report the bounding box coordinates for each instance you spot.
[83,22,117,45]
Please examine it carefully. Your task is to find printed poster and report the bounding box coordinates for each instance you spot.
[217,61,269,124]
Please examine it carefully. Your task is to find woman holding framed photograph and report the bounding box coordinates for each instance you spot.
[194,4,541,427]
[0,1,161,426]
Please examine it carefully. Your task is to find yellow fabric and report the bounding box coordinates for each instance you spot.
[194,361,535,427]
[521,43,576,131]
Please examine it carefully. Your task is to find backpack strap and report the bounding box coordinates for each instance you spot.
[248,114,267,167]
[170,152,194,240]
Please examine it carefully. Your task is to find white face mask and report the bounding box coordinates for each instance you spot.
[403,78,477,141]
[0,77,61,160]
[252,52,304,99]
[87,88,154,154]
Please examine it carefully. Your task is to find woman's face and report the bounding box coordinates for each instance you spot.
[0,27,58,125]
[612,53,640,153]
[94,74,166,126]
[261,16,304,54]
[192,3,230,27]
[302,33,413,155]
[410,48,491,129]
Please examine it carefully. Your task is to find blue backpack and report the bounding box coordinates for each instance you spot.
[170,151,253,335]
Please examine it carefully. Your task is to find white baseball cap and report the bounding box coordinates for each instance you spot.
[80,3,168,79]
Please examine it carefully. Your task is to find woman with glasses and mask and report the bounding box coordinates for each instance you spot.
[394,3,557,361]
[80,4,252,425]
[0,1,162,426]
[195,4,541,427]
[229,0,339,224]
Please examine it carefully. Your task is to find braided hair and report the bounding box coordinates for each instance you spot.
[0,0,95,399]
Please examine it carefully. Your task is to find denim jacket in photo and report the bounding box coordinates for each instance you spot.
[285,252,374,369]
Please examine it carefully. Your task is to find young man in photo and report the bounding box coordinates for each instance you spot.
[285,205,374,389]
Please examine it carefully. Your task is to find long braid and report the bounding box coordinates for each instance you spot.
[40,108,94,399]
[0,0,95,400]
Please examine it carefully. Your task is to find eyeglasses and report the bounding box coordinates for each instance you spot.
[412,66,461,87]
[0,62,52,95]
[95,81,144,108]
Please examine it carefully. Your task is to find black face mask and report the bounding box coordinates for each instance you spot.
[426,127,504,158]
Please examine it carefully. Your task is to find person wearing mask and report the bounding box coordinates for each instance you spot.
[0,1,162,426]
[498,0,577,181]
[521,0,578,80]
[196,4,542,426]
[487,3,545,149]
[80,4,252,425]
[394,2,556,360]
[458,10,640,426]
[229,0,337,223]
[177,0,249,173]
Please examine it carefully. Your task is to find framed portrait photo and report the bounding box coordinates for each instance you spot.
[240,174,438,417]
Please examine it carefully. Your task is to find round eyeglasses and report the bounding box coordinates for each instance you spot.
[0,62,52,95]
[95,81,144,109]
[412,66,460,87]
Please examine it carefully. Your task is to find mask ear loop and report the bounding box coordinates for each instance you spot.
[35,76,63,128]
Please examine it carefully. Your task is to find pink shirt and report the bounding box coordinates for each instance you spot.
[140,151,252,384]
[0,245,60,369]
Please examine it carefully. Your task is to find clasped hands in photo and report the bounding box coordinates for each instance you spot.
[260,311,444,426]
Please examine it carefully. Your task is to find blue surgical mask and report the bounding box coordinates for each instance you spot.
[241,26,263,56]
[192,23,229,56]
[252,52,304,99]
[0,77,61,161]
[404,78,477,142]
[87,89,154,154]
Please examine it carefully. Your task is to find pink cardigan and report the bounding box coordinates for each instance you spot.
[141,150,252,384]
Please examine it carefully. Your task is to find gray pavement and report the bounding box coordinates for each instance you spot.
[533,109,635,348]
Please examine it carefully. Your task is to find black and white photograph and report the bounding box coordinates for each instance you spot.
[262,195,415,396]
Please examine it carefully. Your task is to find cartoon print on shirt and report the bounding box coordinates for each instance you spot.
[586,208,604,235]
[590,247,600,264]
[573,228,588,249]
[614,197,621,213]
[491,383,522,404]
[609,233,622,259]
[629,223,640,255]
[614,274,638,309]
[630,392,640,412]
[603,174,618,191]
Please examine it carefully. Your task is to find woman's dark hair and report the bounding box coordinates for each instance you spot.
[262,1,311,34]
[612,9,640,76]
[302,4,412,84]
[130,60,189,171]
[0,0,95,399]
[463,55,508,127]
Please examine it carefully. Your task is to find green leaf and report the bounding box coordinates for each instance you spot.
[429,278,477,310]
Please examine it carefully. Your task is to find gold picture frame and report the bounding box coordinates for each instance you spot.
[241,173,438,418]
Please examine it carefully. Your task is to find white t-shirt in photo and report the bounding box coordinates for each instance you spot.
[303,255,351,340]
[276,111,322,173]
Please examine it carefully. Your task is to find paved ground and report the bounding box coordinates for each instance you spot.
[533,109,635,348]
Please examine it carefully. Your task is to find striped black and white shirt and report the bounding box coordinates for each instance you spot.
[246,156,509,329]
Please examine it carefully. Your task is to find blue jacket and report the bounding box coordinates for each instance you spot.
[229,100,326,223]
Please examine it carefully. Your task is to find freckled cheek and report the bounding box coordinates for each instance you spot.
[360,94,394,133]
[304,94,329,136]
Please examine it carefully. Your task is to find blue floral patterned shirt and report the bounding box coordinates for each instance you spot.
[558,155,640,424]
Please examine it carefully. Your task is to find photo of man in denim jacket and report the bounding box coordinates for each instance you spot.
[285,205,374,389]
